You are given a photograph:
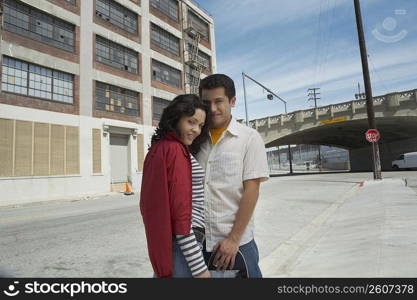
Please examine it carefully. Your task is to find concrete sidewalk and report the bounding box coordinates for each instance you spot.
[260,178,417,277]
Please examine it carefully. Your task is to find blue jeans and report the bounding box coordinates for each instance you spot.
[153,239,197,278]
[170,238,262,278]
[202,239,263,278]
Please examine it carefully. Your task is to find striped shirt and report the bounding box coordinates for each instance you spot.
[175,155,207,277]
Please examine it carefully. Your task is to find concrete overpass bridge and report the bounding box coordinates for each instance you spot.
[246,89,417,171]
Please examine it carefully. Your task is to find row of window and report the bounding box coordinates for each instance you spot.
[2,57,74,103]
[151,23,180,56]
[1,56,173,121]
[153,97,171,121]
[96,82,139,116]
[95,35,186,89]
[2,53,182,98]
[187,11,210,41]
[151,0,179,21]
[186,43,211,70]
[96,36,139,74]
[4,0,76,52]
[4,1,211,69]
[150,0,210,42]
[4,0,209,53]
[151,60,181,89]
[96,0,138,34]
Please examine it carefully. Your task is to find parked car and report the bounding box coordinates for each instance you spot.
[392,152,417,170]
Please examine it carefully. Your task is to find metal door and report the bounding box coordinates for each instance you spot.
[110,134,129,183]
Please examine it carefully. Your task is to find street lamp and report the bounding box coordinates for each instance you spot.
[241,72,293,174]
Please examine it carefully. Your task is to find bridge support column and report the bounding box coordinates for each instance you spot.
[386,93,400,109]
[351,101,356,114]
[295,111,304,123]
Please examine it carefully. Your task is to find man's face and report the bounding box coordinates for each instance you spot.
[201,87,236,129]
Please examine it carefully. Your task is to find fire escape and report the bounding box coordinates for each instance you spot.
[184,18,205,95]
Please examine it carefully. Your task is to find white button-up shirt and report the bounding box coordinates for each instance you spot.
[196,118,269,251]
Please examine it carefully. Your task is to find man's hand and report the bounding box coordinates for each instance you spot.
[212,237,240,271]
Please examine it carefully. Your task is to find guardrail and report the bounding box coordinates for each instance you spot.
[245,89,417,129]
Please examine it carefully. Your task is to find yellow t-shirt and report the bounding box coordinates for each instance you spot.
[210,127,227,145]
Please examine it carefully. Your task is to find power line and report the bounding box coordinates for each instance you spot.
[314,0,333,87]
[367,53,390,94]
[320,0,337,85]
[313,0,325,88]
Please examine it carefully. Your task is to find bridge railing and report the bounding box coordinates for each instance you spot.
[244,89,417,129]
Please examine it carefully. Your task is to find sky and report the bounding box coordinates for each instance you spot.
[196,0,417,121]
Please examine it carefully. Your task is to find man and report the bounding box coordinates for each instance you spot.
[197,74,269,278]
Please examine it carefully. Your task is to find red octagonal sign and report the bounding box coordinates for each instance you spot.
[365,129,380,143]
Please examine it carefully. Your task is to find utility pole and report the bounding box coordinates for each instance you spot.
[354,0,382,180]
[355,82,366,99]
[307,87,320,109]
[242,72,249,126]
[308,87,322,171]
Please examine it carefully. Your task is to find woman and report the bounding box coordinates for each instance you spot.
[140,94,211,278]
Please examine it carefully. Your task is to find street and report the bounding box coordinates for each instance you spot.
[1,171,416,277]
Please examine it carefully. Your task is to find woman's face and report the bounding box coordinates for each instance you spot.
[176,108,206,145]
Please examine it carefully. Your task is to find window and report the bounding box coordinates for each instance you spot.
[3,0,75,52]
[197,51,210,70]
[186,43,210,70]
[96,36,138,74]
[1,56,74,103]
[150,0,178,21]
[96,0,138,34]
[153,97,170,121]
[65,0,76,4]
[187,73,199,86]
[187,11,209,41]
[151,24,180,56]
[152,60,181,88]
[96,82,139,116]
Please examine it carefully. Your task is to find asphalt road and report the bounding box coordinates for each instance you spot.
[1,171,416,277]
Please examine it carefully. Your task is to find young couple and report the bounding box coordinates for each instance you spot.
[140,74,269,278]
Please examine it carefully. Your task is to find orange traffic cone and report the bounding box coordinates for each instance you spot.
[124,182,133,195]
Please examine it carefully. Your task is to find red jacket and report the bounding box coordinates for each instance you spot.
[139,132,192,278]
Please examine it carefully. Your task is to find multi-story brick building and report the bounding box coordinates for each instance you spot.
[0,0,216,205]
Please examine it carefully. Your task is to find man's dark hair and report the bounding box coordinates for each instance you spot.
[199,74,236,100]
[150,94,211,155]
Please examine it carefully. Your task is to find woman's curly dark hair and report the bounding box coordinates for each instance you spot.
[150,94,211,155]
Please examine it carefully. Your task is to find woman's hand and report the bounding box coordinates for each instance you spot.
[195,270,211,278]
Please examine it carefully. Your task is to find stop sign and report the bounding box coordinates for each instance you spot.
[365,129,380,143]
